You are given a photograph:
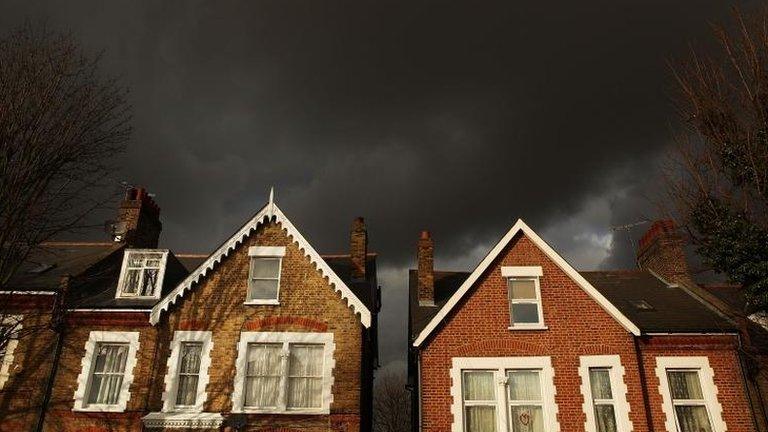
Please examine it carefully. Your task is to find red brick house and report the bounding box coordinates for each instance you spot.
[0,187,380,431]
[408,219,765,432]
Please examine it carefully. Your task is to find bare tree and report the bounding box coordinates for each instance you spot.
[0,23,131,290]
[665,7,768,313]
[374,371,411,432]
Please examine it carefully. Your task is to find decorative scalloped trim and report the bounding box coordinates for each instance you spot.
[142,412,223,429]
[149,202,371,327]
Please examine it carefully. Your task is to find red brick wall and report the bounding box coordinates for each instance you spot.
[418,233,756,432]
[639,335,756,432]
[419,234,648,431]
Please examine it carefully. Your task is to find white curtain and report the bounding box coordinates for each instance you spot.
[287,344,323,408]
[463,371,496,432]
[245,343,282,407]
[175,342,203,406]
[594,405,618,432]
[589,368,613,400]
[668,371,704,399]
[507,371,541,401]
[675,406,713,432]
[87,344,128,405]
[509,405,543,432]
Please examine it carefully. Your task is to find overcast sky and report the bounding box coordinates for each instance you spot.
[0,0,758,371]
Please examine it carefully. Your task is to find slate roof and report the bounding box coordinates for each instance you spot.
[409,268,737,340]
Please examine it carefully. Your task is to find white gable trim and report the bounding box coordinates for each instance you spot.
[149,202,371,327]
[413,219,640,347]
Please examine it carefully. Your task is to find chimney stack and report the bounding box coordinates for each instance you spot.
[418,230,435,306]
[636,220,692,285]
[113,187,162,248]
[350,217,367,280]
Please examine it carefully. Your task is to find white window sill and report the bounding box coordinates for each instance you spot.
[232,407,329,415]
[508,324,548,331]
[143,412,223,429]
[243,299,280,305]
[72,405,125,413]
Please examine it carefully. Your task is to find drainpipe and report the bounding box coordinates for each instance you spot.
[737,333,765,430]
[35,274,70,432]
[633,336,655,432]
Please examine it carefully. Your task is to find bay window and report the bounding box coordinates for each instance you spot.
[233,332,334,414]
[451,357,559,432]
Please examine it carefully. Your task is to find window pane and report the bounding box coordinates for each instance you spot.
[288,377,323,408]
[511,304,540,324]
[465,406,496,432]
[507,370,541,401]
[589,368,613,400]
[0,326,8,360]
[509,279,537,300]
[176,375,199,406]
[179,343,203,374]
[509,405,544,432]
[244,343,282,408]
[594,405,618,432]
[675,406,713,432]
[141,268,158,296]
[287,344,324,409]
[462,371,495,401]
[87,344,128,405]
[249,279,279,300]
[250,258,280,279]
[122,269,141,294]
[667,371,704,400]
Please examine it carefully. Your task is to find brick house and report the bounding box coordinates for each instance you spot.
[0,187,380,431]
[408,219,766,432]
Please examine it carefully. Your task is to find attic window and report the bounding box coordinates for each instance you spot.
[630,300,654,311]
[245,246,285,305]
[116,250,168,299]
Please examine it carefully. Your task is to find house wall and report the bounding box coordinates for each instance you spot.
[42,312,157,432]
[0,297,57,432]
[149,220,363,431]
[418,234,756,432]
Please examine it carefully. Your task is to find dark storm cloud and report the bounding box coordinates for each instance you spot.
[0,0,758,367]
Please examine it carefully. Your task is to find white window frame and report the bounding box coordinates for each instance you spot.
[161,331,214,413]
[0,315,22,389]
[245,246,285,305]
[450,356,560,432]
[73,331,141,412]
[579,355,633,432]
[115,249,169,299]
[502,266,546,330]
[655,356,726,432]
[231,331,335,414]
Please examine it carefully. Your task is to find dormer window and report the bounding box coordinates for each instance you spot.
[246,246,285,305]
[502,266,545,330]
[116,250,168,298]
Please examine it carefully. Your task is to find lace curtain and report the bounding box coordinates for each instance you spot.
[175,342,203,406]
[668,371,713,432]
[288,344,324,408]
[87,343,128,405]
[463,371,496,432]
[245,343,282,407]
[508,371,543,432]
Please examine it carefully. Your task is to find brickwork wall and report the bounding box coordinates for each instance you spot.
[419,234,649,431]
[639,335,756,432]
[148,220,363,431]
[0,305,57,432]
[418,233,757,432]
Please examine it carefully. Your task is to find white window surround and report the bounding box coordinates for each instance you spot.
[450,356,560,432]
[501,266,543,278]
[506,270,546,330]
[231,331,335,414]
[0,315,22,390]
[245,246,285,305]
[579,355,633,432]
[161,331,214,413]
[655,356,726,432]
[115,249,169,299]
[73,331,141,412]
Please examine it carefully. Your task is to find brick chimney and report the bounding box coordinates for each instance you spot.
[350,217,367,280]
[418,230,435,306]
[636,220,692,285]
[113,187,162,248]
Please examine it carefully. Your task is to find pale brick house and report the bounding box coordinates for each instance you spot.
[408,219,765,432]
[0,187,380,431]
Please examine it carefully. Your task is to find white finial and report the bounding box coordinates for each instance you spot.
[268,186,275,217]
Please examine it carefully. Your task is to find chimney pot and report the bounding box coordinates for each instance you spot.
[418,230,435,306]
